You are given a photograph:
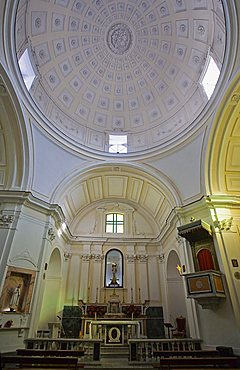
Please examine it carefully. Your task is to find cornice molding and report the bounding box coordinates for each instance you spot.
[0,190,65,226]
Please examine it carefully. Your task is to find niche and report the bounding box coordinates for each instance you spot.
[0,266,36,313]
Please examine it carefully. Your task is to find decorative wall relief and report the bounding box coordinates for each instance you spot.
[9,249,37,267]
[0,212,14,227]
[48,228,55,241]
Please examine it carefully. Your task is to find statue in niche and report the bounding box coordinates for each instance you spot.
[9,284,21,311]
[109,263,119,287]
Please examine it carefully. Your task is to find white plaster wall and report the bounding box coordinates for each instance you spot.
[31,124,87,200]
[147,131,205,204]
[166,250,187,327]
[8,206,47,270]
[38,278,61,329]
[197,296,240,353]
[147,253,162,304]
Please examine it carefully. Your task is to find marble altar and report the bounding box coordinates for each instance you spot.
[88,319,141,345]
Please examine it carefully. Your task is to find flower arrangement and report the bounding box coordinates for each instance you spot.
[86,305,107,317]
[124,304,142,318]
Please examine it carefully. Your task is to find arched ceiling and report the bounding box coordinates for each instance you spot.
[53,165,179,235]
[15,0,226,155]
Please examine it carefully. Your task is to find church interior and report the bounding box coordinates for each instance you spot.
[0,0,240,367]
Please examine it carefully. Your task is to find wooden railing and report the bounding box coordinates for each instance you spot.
[24,338,102,362]
[128,338,202,363]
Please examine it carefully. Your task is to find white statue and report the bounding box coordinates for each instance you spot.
[9,284,21,311]
[109,263,119,286]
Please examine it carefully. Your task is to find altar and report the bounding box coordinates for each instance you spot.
[88,319,141,345]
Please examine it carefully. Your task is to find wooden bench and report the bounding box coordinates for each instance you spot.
[16,349,85,358]
[153,350,221,358]
[152,355,239,369]
[0,354,83,369]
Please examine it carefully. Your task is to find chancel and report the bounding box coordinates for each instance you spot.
[0,0,240,368]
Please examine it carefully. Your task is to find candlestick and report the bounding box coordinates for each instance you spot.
[87,286,90,303]
[131,312,133,320]
[95,312,97,320]
[95,287,98,303]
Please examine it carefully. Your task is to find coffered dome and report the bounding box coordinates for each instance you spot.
[15,0,226,155]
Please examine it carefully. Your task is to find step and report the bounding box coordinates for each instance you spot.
[101,349,129,358]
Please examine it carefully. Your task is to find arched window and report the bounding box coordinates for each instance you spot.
[105,213,124,233]
[105,249,123,288]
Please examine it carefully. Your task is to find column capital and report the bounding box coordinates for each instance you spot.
[0,212,14,228]
[126,254,136,263]
[136,254,148,263]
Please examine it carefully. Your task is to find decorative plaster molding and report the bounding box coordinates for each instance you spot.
[214,217,233,231]
[0,212,14,227]
[81,254,92,262]
[158,253,165,263]
[176,235,184,246]
[230,93,240,105]
[9,249,37,267]
[136,254,148,263]
[126,254,136,263]
[63,251,72,261]
[91,254,104,262]
[0,83,7,94]
[107,23,133,55]
[48,228,55,241]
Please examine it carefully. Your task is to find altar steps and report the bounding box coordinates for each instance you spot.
[84,345,153,368]
[101,344,129,358]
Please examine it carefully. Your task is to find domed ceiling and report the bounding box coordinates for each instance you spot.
[15,0,226,155]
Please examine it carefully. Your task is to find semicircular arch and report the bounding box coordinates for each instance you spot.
[0,64,31,190]
[206,73,240,195]
[50,163,182,236]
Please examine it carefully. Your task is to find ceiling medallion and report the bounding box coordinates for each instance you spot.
[107,23,133,55]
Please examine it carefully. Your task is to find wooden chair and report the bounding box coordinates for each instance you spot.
[171,316,186,338]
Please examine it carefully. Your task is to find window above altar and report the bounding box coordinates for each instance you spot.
[105,213,124,234]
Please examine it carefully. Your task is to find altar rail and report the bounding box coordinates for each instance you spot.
[129,338,202,363]
[24,338,102,361]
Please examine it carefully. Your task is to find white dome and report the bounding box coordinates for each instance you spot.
[15,0,226,155]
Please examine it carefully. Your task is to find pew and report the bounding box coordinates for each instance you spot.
[152,349,239,369]
[0,354,81,369]
[16,348,85,358]
[153,350,220,358]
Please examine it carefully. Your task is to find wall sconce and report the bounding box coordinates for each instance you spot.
[176,264,182,275]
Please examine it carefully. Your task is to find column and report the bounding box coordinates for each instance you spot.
[148,253,161,304]
[136,252,148,303]
[91,244,103,303]
[79,244,91,303]
[66,253,80,305]
[126,246,136,302]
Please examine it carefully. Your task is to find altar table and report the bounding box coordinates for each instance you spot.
[89,320,140,345]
